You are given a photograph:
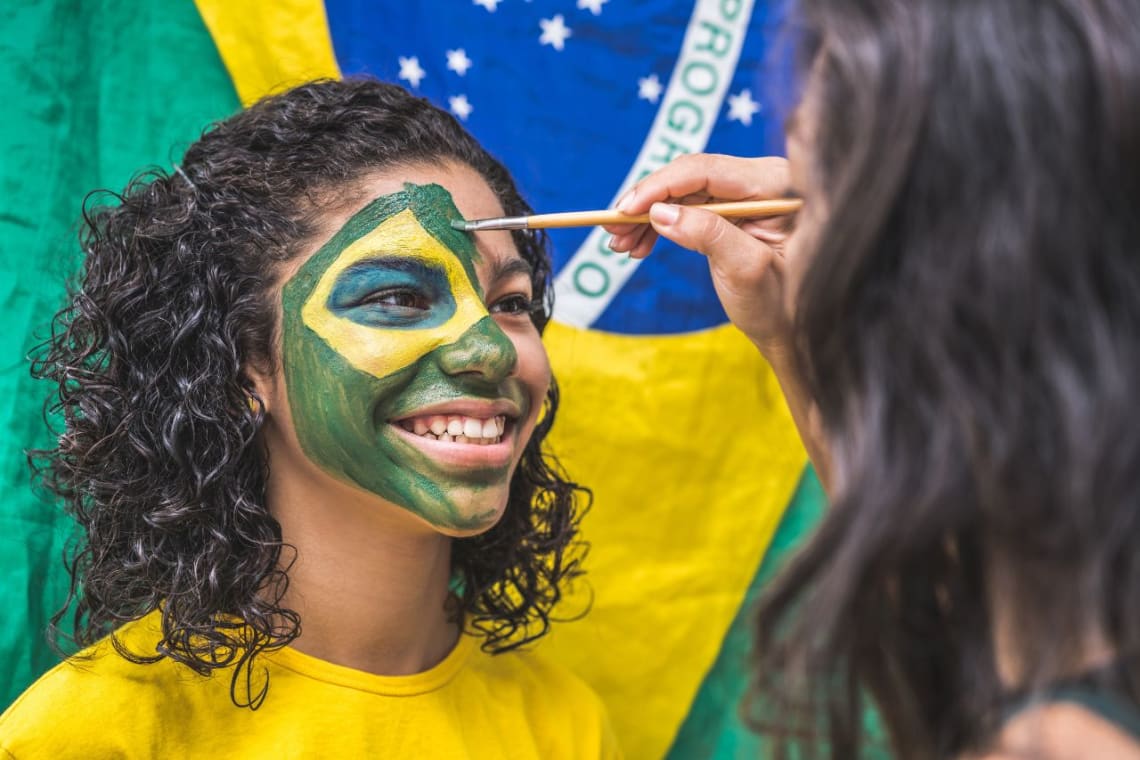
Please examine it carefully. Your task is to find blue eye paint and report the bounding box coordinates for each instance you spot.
[327,258,457,329]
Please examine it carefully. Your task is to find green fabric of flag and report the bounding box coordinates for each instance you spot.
[0,0,239,709]
[667,468,828,758]
[668,468,891,759]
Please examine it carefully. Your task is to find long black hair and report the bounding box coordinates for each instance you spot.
[749,1,1140,756]
[30,78,588,707]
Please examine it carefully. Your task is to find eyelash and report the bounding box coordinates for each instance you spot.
[490,293,540,316]
[353,289,540,318]
[357,288,430,311]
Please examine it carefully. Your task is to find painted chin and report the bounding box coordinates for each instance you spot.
[386,418,520,473]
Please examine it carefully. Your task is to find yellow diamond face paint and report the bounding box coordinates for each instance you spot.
[301,208,489,378]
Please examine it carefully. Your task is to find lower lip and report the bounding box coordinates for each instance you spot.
[387,422,516,471]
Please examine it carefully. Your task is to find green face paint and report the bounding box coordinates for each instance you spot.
[280,183,525,531]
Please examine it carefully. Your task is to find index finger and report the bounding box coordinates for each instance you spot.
[617,154,792,215]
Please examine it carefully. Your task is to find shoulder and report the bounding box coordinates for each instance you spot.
[468,643,607,714]
[0,646,133,757]
[971,702,1140,760]
[0,613,202,758]
[465,644,621,758]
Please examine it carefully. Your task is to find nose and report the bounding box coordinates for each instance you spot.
[436,316,518,382]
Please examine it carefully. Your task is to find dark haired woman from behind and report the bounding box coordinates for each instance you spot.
[607,0,1140,757]
[0,79,618,758]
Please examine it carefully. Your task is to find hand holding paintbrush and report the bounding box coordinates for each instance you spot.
[602,156,800,261]
[455,154,802,358]
[603,155,802,353]
[597,153,822,469]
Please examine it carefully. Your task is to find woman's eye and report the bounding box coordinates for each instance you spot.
[358,289,429,311]
[490,294,536,316]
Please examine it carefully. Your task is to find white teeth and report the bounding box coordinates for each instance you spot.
[398,413,508,445]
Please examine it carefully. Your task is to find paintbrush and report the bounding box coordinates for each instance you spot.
[450,199,803,232]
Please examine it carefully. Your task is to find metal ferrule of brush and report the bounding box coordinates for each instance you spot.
[451,216,530,232]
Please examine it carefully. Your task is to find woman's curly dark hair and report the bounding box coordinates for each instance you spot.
[30,78,589,708]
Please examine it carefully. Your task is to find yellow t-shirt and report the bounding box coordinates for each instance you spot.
[0,612,620,759]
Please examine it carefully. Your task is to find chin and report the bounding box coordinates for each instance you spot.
[411,490,511,538]
[432,509,507,538]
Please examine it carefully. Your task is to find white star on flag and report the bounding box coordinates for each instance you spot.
[398,56,426,88]
[539,15,572,51]
[726,88,761,126]
[473,0,500,11]
[449,94,473,121]
[577,0,608,15]
[446,49,473,76]
[638,74,662,104]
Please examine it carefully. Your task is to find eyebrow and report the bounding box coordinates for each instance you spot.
[344,256,434,274]
[485,255,534,284]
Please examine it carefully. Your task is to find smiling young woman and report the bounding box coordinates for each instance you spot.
[0,79,618,758]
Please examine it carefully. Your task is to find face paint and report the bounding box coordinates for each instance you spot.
[280,183,526,531]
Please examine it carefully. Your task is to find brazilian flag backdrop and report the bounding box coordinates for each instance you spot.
[0,1,829,757]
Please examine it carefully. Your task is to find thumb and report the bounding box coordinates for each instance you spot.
[649,202,772,273]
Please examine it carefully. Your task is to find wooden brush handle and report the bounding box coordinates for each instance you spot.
[526,199,803,229]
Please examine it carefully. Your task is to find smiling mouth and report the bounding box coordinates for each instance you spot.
[394,414,509,445]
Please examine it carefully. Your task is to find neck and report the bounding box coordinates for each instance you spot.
[268,468,459,676]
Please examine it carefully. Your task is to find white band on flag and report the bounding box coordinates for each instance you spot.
[551,0,756,328]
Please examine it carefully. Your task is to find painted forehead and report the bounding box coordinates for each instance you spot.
[291,182,481,294]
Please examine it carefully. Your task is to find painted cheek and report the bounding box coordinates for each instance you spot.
[283,319,462,524]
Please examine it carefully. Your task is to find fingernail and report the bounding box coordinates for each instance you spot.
[607,235,620,251]
[617,188,636,213]
[650,202,679,226]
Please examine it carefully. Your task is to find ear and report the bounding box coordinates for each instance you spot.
[242,363,279,416]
